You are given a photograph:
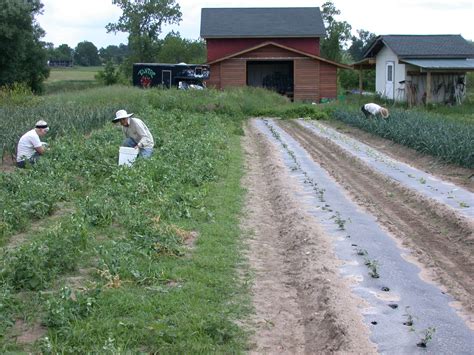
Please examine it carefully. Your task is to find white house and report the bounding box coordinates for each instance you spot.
[354,35,474,105]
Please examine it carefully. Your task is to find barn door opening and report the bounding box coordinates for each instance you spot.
[247,61,294,98]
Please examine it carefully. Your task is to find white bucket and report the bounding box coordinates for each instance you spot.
[118,147,138,166]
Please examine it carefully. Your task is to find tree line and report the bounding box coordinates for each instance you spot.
[1,0,374,93]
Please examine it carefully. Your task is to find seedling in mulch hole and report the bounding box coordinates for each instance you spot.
[356,248,368,256]
[459,201,470,208]
[364,258,380,278]
[417,327,436,348]
[403,306,416,330]
[331,212,348,230]
[418,177,426,184]
[317,188,326,202]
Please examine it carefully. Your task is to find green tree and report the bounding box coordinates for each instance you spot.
[157,31,206,64]
[52,44,74,61]
[348,29,376,61]
[74,41,101,66]
[0,0,49,92]
[320,1,352,62]
[95,60,119,85]
[339,29,376,91]
[99,44,129,64]
[106,0,182,64]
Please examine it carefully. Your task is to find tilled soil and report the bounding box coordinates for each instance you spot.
[241,120,376,354]
[242,118,473,353]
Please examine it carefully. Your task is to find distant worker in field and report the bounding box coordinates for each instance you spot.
[112,109,154,158]
[361,103,389,119]
[16,120,49,168]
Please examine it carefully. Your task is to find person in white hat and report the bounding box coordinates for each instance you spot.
[112,110,154,158]
[16,120,50,168]
[361,103,390,119]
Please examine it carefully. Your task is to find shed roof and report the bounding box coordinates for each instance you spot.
[400,58,474,70]
[363,35,474,59]
[200,7,325,38]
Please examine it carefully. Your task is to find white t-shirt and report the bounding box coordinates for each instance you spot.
[364,103,383,115]
[16,129,42,162]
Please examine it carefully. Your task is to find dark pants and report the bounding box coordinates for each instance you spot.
[361,105,371,118]
[16,152,40,168]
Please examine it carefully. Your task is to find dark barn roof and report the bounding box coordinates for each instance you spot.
[363,35,474,59]
[200,7,325,38]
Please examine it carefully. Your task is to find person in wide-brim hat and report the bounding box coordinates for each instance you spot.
[361,103,390,119]
[112,109,154,159]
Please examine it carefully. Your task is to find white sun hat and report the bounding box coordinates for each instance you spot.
[35,120,49,131]
[112,109,133,122]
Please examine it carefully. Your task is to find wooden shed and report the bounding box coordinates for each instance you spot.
[200,7,350,102]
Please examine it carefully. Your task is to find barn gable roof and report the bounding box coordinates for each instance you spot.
[363,35,474,59]
[206,41,351,69]
[200,7,326,38]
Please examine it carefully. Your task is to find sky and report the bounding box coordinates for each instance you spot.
[38,0,474,49]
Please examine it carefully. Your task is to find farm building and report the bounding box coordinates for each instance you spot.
[200,7,350,102]
[353,35,474,105]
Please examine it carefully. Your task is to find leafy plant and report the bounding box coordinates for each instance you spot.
[403,306,416,330]
[364,258,380,278]
[331,212,347,230]
[417,326,436,348]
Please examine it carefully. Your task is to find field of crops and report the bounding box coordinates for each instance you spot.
[1,87,274,352]
[331,107,474,168]
[1,83,472,351]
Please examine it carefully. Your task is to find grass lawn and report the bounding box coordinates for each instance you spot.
[43,66,104,94]
[46,66,103,83]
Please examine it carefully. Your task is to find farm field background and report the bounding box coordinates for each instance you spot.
[0,75,473,351]
[46,66,103,82]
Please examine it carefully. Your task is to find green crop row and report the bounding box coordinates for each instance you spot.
[0,102,248,352]
[331,108,474,168]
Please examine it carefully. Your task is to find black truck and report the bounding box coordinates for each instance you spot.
[132,63,210,89]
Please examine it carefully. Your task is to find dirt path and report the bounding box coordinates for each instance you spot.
[241,118,473,352]
[241,120,376,354]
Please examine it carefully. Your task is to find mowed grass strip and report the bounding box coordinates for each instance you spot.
[45,66,103,83]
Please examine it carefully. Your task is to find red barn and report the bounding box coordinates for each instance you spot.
[200,7,350,102]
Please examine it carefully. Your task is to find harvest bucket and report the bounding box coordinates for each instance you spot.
[118,147,138,166]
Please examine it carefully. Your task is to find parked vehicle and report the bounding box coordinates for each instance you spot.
[133,63,210,89]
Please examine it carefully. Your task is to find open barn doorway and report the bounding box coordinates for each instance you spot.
[247,61,294,99]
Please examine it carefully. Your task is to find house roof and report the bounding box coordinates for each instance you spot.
[206,41,352,69]
[400,58,474,70]
[363,35,474,59]
[200,7,326,38]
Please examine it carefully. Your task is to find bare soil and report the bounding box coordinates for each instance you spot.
[241,118,473,353]
[241,120,376,354]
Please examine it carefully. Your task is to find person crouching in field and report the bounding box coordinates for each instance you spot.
[112,109,154,158]
[16,120,49,168]
[361,103,389,119]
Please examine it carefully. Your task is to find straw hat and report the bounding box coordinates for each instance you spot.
[380,108,389,119]
[112,110,133,122]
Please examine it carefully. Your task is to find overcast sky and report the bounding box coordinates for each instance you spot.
[38,0,474,49]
